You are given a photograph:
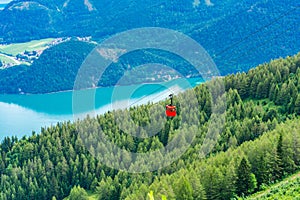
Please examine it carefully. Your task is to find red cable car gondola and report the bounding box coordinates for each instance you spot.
[166,94,176,117]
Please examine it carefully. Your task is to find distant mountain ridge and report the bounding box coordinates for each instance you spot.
[0,0,235,43]
[0,0,299,93]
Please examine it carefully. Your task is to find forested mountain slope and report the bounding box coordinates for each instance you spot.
[0,0,299,74]
[0,40,199,94]
[0,53,299,200]
[128,116,300,200]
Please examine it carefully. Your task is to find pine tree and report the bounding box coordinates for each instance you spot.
[278,133,296,175]
[294,94,300,115]
[221,163,237,199]
[0,157,5,175]
[276,83,289,106]
[174,176,193,200]
[256,82,265,99]
[188,171,207,200]
[201,166,223,200]
[67,185,88,200]
[275,69,282,83]
[268,83,276,101]
[236,157,257,196]
[254,155,269,186]
[292,133,300,167]
[97,177,119,200]
[250,75,259,98]
[276,134,284,179]
[288,81,297,100]
[237,75,249,99]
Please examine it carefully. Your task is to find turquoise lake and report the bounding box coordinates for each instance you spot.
[0,4,7,10]
[0,78,203,140]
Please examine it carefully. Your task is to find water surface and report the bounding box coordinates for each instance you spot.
[0,78,202,140]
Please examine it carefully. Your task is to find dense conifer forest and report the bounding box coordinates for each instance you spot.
[0,53,299,199]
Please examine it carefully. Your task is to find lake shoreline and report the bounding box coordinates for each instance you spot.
[4,76,205,96]
[0,77,204,139]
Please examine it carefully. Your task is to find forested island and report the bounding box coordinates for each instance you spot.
[0,53,299,199]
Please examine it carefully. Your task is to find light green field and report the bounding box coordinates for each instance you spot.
[0,38,54,56]
[0,54,17,64]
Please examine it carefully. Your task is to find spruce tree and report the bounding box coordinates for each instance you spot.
[188,171,207,200]
[276,83,289,106]
[276,134,284,179]
[68,185,88,200]
[236,157,257,196]
[174,176,193,200]
[201,166,222,200]
[254,155,269,186]
[294,94,300,115]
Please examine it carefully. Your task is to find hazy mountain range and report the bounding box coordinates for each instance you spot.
[0,0,299,93]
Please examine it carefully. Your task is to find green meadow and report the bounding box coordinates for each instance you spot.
[0,38,54,56]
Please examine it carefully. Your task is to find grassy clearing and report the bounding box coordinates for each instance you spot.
[0,38,54,56]
[245,171,300,200]
[0,54,17,64]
